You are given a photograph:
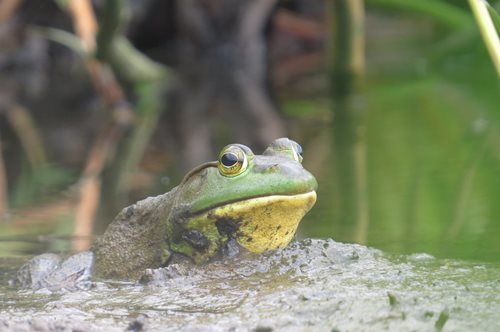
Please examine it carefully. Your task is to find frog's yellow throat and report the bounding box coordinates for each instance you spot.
[209,191,317,253]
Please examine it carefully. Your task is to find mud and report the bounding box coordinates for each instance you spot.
[1,239,499,331]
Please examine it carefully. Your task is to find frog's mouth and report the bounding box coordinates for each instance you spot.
[171,191,317,262]
[207,191,317,253]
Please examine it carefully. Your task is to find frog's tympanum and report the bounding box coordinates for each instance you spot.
[16,138,317,286]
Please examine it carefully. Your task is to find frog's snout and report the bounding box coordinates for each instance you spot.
[266,164,280,172]
[257,160,298,174]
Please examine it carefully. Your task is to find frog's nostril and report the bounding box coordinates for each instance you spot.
[267,164,280,172]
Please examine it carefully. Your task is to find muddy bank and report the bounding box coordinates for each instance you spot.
[1,239,499,331]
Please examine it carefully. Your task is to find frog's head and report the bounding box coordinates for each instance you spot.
[167,138,317,263]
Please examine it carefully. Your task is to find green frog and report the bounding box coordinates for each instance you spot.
[16,138,317,286]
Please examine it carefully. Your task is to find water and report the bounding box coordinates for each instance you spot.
[1,239,499,331]
[3,79,499,262]
[296,79,500,263]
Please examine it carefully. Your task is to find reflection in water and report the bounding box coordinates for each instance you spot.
[301,79,500,262]
[1,80,499,263]
[331,98,369,245]
[173,0,285,170]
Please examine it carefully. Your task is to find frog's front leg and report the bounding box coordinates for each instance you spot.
[15,253,61,289]
[14,251,94,291]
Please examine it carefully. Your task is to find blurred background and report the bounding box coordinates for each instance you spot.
[0,0,498,262]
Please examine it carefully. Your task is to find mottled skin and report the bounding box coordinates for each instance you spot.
[92,192,176,279]
[16,138,317,286]
[93,138,317,279]
[15,252,94,290]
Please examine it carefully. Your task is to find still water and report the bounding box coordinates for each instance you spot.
[2,78,499,262]
[298,78,500,263]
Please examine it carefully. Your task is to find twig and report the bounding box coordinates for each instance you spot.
[66,0,97,51]
[62,0,167,248]
[0,0,22,23]
[64,0,133,250]
[65,0,128,104]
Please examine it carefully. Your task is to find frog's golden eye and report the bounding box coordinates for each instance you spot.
[218,145,248,177]
[291,143,304,163]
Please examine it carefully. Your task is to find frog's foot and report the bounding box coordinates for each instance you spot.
[14,251,94,291]
[15,253,61,289]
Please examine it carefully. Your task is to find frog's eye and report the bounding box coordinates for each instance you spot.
[291,143,304,163]
[218,145,248,177]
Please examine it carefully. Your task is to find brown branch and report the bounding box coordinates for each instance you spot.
[66,0,126,104]
[65,0,133,250]
[0,0,22,23]
[66,0,97,51]
[274,9,325,41]
[86,60,126,105]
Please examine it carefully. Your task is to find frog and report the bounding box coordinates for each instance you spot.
[16,138,317,287]
[14,252,93,291]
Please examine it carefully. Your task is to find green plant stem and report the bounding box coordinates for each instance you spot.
[96,0,125,61]
[468,0,500,76]
[28,26,87,57]
[327,0,365,97]
[109,37,168,82]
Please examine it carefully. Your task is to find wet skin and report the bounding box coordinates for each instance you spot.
[16,138,317,286]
